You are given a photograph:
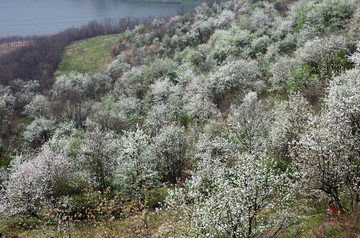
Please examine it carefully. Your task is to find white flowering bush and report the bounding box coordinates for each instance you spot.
[206,27,248,63]
[296,35,348,67]
[288,0,358,34]
[292,69,360,212]
[0,86,15,136]
[144,103,177,135]
[106,54,131,77]
[287,35,351,93]
[268,92,312,164]
[52,72,90,99]
[187,10,215,45]
[0,146,81,219]
[145,79,186,133]
[316,0,359,32]
[114,65,148,98]
[53,72,111,100]
[183,77,219,123]
[115,127,158,197]
[23,94,50,119]
[52,72,96,126]
[209,58,263,99]
[252,9,272,30]
[165,153,293,237]
[46,121,85,159]
[23,117,56,144]
[179,46,216,73]
[143,58,178,83]
[153,124,188,184]
[147,78,180,104]
[250,35,271,55]
[277,33,298,54]
[190,119,234,168]
[86,73,112,99]
[213,10,235,29]
[11,79,40,109]
[349,41,360,68]
[91,95,141,133]
[348,8,360,43]
[227,92,268,153]
[272,18,293,40]
[80,122,121,190]
[269,56,301,90]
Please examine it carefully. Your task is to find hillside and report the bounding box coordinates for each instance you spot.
[55,33,124,76]
[1,0,360,237]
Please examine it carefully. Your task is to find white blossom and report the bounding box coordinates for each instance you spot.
[0,146,81,218]
[165,153,293,237]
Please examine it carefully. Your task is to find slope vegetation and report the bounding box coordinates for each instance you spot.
[55,33,124,76]
[1,0,360,237]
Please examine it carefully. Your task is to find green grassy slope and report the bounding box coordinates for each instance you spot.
[55,33,123,76]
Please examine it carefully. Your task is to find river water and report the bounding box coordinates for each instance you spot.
[0,0,196,37]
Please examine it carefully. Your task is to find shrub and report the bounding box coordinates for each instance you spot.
[153,124,188,184]
[209,58,263,100]
[292,69,360,213]
[0,86,15,136]
[23,117,55,145]
[165,153,293,237]
[23,95,50,119]
[0,146,83,219]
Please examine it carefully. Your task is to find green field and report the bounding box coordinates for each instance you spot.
[55,33,123,76]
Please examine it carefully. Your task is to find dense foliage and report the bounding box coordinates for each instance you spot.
[1,0,360,236]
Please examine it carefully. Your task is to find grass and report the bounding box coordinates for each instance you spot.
[0,187,171,237]
[286,213,326,237]
[0,208,169,237]
[0,217,40,237]
[55,33,123,76]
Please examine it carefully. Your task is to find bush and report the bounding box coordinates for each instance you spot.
[0,146,84,219]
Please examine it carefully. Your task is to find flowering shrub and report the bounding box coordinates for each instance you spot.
[209,58,263,99]
[0,146,82,219]
[292,69,360,212]
[154,124,188,184]
[227,92,268,153]
[269,56,301,90]
[23,117,56,144]
[0,86,15,136]
[23,95,50,119]
[2,0,360,235]
[268,92,312,164]
[183,76,220,123]
[91,95,141,133]
[80,122,120,190]
[165,153,293,237]
[115,127,158,198]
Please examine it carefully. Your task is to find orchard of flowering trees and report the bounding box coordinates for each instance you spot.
[1,0,360,236]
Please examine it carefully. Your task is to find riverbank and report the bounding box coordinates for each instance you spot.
[0,0,199,37]
[125,0,204,4]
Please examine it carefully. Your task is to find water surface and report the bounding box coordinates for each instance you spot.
[0,0,196,37]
